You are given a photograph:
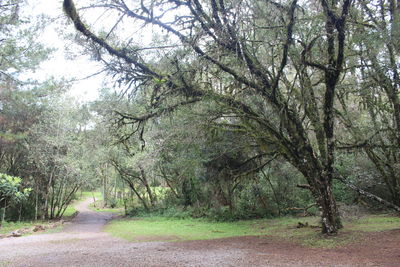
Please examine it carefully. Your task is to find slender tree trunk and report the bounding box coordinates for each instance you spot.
[92,192,96,208]
[160,168,180,199]
[1,199,6,226]
[140,167,155,207]
[261,169,281,216]
[18,203,22,222]
[129,182,149,211]
[34,184,39,221]
[123,196,127,216]
[44,168,56,220]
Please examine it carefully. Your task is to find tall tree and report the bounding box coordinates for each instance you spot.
[64,0,363,234]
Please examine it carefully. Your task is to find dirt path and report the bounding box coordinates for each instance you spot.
[0,199,399,266]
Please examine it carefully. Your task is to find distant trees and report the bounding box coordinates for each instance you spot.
[0,82,94,220]
[340,1,400,206]
[92,91,315,219]
[28,97,93,219]
[0,0,49,84]
[0,0,100,222]
[0,173,31,225]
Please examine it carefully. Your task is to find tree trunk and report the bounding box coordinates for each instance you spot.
[1,199,6,226]
[18,203,22,222]
[314,178,342,234]
[34,186,38,221]
[299,167,343,234]
[139,167,155,207]
[125,178,149,211]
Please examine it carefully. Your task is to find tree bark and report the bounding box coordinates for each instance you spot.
[314,178,342,234]
[139,167,155,207]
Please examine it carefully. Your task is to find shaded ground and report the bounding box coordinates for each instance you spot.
[0,199,399,266]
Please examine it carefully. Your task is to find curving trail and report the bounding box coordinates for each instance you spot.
[0,199,398,267]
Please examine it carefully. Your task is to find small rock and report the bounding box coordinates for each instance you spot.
[11,230,22,237]
[33,225,45,232]
[296,222,309,228]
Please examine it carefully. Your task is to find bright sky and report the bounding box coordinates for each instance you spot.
[26,0,104,102]
[26,0,171,102]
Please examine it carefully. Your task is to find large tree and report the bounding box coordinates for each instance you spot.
[64,0,377,234]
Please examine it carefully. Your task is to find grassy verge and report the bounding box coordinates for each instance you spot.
[89,198,124,214]
[104,214,400,248]
[90,206,124,214]
[85,192,125,214]
[79,191,102,200]
[0,220,63,236]
[105,217,265,242]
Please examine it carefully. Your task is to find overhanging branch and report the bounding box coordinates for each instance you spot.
[334,171,400,213]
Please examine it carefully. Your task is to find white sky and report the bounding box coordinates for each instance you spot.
[26,0,104,102]
[25,0,173,102]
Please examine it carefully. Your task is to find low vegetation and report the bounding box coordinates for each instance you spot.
[105,214,400,249]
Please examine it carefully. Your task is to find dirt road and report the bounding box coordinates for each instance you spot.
[0,199,398,266]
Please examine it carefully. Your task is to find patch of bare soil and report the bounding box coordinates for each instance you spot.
[1,199,399,267]
[170,230,400,267]
[133,235,182,242]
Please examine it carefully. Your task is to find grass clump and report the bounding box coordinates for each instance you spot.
[349,214,400,232]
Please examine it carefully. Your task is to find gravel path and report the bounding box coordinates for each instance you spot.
[0,199,398,266]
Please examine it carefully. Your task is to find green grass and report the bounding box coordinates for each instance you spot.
[78,191,102,200]
[349,214,400,232]
[90,205,124,214]
[104,214,400,248]
[62,205,78,219]
[105,217,269,242]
